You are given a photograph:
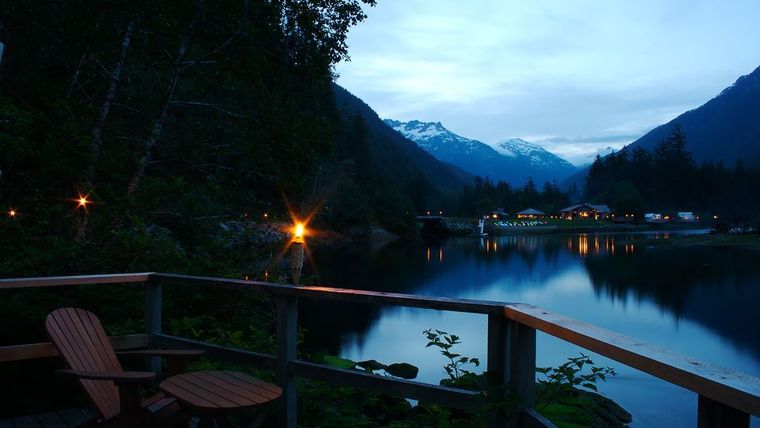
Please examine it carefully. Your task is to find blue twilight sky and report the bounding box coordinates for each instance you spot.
[335,0,760,165]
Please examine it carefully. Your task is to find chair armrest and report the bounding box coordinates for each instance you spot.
[56,369,156,384]
[116,349,204,359]
[117,349,204,376]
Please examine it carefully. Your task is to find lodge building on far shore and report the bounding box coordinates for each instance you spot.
[560,203,612,220]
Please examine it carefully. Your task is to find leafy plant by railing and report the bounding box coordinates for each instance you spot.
[421,329,627,426]
[423,329,480,382]
[535,353,616,410]
[423,328,516,424]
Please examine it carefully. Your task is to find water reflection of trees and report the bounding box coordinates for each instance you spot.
[304,234,760,362]
[583,243,760,359]
[303,236,571,352]
[302,240,427,352]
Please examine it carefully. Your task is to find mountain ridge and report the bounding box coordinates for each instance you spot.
[625,65,760,164]
[385,119,577,185]
[561,64,760,194]
[332,86,471,194]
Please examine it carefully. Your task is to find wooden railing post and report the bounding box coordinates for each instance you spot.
[276,295,298,428]
[698,395,749,428]
[509,321,536,423]
[487,314,509,427]
[144,280,162,374]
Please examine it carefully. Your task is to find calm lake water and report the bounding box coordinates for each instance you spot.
[301,230,760,427]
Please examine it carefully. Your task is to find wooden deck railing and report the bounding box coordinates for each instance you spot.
[1,273,759,428]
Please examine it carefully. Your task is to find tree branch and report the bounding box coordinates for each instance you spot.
[169,100,252,118]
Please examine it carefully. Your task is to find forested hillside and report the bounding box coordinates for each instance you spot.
[1,0,457,276]
[563,65,760,197]
[625,65,760,165]
[584,126,760,222]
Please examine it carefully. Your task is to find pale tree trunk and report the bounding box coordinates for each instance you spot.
[85,18,136,185]
[76,18,136,242]
[126,23,194,198]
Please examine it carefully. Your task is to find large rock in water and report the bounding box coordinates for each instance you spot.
[539,386,633,427]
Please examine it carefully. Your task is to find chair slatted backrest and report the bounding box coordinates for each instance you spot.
[45,308,123,420]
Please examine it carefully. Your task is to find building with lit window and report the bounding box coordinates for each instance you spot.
[560,203,611,220]
[516,208,546,219]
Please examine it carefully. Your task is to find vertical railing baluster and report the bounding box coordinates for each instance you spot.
[487,313,509,427]
[144,279,162,374]
[697,395,749,428]
[277,295,298,428]
[510,321,536,425]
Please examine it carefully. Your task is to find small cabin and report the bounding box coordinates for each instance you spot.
[560,203,611,220]
[677,212,698,222]
[516,208,546,219]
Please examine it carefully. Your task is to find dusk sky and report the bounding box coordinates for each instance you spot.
[336,0,760,165]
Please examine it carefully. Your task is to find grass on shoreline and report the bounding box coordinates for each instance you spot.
[441,217,710,236]
[621,232,760,250]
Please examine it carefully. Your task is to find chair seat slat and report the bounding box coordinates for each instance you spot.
[46,309,120,420]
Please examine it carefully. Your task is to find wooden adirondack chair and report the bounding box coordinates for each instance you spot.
[45,307,203,427]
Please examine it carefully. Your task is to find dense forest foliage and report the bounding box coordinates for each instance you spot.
[583,126,760,223]
[0,0,491,277]
[454,177,570,217]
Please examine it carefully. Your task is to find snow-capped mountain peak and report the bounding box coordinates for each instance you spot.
[495,138,576,171]
[384,119,577,184]
[385,119,449,140]
[495,138,546,157]
[384,119,483,155]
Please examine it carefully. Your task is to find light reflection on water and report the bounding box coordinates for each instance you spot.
[306,230,760,427]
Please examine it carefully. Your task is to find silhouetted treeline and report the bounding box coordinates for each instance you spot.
[0,1,381,275]
[584,126,760,222]
[454,177,570,216]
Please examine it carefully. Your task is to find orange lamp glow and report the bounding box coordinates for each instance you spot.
[75,193,91,210]
[8,209,16,218]
[293,222,306,242]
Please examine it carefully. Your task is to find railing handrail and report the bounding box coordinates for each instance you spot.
[152,273,513,315]
[1,273,760,420]
[505,304,760,417]
[0,272,152,289]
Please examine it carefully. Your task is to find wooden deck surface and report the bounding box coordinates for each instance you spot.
[0,408,94,428]
[0,409,207,428]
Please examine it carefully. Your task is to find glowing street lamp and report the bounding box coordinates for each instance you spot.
[8,209,16,218]
[290,221,307,285]
[293,222,305,243]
